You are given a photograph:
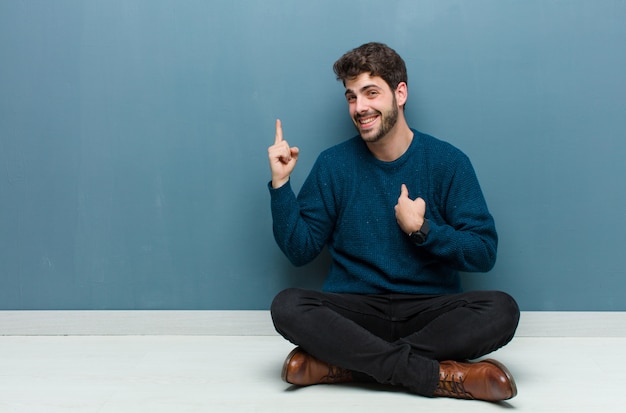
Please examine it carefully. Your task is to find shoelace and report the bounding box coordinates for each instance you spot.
[322,365,352,383]
[438,373,473,399]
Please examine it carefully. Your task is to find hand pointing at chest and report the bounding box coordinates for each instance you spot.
[395,184,426,235]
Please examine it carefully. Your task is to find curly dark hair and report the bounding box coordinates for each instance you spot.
[333,42,408,91]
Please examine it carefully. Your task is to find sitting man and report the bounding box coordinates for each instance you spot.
[267,42,520,402]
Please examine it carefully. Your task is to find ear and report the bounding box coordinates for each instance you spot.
[395,82,408,108]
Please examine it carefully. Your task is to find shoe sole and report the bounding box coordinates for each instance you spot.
[482,358,518,399]
[281,347,302,383]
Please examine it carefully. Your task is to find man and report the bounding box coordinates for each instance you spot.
[267,42,520,402]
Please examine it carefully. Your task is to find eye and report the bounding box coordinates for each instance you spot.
[367,90,379,98]
[346,94,356,103]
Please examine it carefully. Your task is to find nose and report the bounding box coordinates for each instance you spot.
[353,96,368,115]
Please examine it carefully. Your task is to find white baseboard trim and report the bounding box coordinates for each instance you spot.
[0,311,273,336]
[515,311,626,337]
[1,310,625,337]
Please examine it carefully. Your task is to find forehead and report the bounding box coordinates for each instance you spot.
[344,73,390,93]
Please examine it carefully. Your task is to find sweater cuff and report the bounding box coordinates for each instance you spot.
[268,179,292,195]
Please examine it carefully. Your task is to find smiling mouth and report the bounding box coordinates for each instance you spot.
[357,114,379,127]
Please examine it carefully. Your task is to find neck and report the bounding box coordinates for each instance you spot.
[366,119,414,162]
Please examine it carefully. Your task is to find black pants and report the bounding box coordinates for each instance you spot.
[271,288,520,396]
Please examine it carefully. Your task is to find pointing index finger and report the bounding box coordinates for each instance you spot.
[275,119,283,144]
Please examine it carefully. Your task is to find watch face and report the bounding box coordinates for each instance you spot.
[410,231,426,244]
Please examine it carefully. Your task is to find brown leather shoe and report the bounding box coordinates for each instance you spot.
[434,359,517,401]
[281,347,353,386]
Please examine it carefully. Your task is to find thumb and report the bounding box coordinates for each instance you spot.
[290,147,300,162]
[399,184,409,198]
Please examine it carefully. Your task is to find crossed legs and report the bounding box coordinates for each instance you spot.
[271,288,520,397]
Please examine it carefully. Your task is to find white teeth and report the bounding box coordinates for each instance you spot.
[359,117,376,124]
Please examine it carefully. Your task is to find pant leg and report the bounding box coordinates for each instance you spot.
[392,290,520,361]
[270,288,440,396]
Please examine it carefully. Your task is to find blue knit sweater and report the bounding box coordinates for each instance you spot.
[269,129,497,295]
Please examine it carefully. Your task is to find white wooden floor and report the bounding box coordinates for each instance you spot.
[1,312,625,412]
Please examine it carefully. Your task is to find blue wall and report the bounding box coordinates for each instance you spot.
[1,0,625,310]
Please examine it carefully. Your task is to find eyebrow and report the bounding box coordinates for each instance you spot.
[344,84,383,96]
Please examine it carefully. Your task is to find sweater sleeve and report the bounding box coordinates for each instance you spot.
[268,157,336,266]
[422,151,498,273]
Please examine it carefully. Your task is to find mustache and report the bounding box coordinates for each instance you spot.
[355,111,380,120]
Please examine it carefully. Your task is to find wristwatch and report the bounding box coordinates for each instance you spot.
[408,219,430,244]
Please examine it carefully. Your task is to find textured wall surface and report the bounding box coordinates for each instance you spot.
[1,0,625,310]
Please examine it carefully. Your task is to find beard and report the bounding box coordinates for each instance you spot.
[354,96,400,143]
